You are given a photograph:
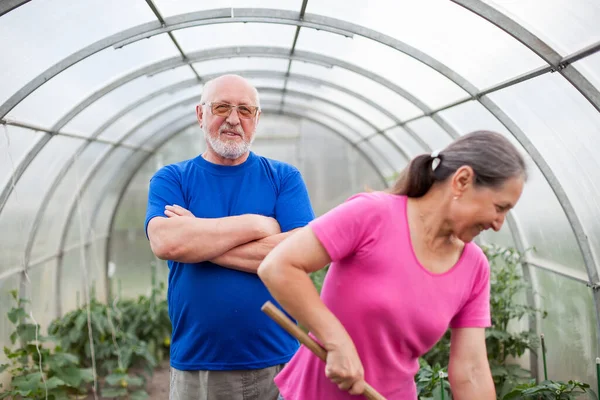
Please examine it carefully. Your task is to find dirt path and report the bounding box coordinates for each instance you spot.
[83,360,170,399]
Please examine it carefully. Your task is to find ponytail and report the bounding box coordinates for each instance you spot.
[389,154,440,197]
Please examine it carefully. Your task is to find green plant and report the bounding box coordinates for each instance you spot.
[503,379,594,399]
[416,359,451,400]
[0,290,94,399]
[309,264,329,293]
[484,244,547,398]
[421,245,548,398]
[100,368,149,399]
[115,265,171,363]
[47,293,157,378]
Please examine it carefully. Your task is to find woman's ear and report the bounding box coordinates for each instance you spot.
[451,166,475,196]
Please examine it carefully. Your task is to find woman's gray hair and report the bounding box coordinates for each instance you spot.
[391,130,527,197]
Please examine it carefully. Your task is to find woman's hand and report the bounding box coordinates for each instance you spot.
[324,340,366,395]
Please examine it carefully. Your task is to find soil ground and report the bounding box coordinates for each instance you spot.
[83,360,170,399]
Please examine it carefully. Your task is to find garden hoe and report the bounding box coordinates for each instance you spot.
[262,301,387,400]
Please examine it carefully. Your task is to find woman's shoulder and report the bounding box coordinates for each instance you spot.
[344,190,405,207]
[462,242,491,277]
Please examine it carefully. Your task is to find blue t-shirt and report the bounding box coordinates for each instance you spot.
[144,151,315,371]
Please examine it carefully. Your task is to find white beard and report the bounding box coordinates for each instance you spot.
[203,123,254,160]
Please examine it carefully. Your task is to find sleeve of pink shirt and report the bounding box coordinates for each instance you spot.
[308,192,385,262]
[450,247,492,328]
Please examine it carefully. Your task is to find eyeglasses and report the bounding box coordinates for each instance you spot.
[202,102,260,119]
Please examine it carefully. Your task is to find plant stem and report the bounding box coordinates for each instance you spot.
[439,371,445,400]
[596,357,599,400]
[540,333,548,381]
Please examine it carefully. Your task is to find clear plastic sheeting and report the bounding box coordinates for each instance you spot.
[406,118,454,150]
[1,0,600,392]
[485,0,600,55]
[193,58,290,76]
[0,136,83,270]
[0,0,156,107]
[288,61,423,121]
[438,100,587,271]
[534,269,599,389]
[24,260,59,333]
[489,73,600,270]
[31,142,111,263]
[7,34,182,129]
[64,66,198,136]
[573,52,600,99]
[171,23,297,53]
[63,148,135,249]
[384,127,429,156]
[0,125,45,191]
[152,0,301,18]
[306,0,546,88]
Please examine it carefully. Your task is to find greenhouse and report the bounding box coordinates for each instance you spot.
[1,0,599,399]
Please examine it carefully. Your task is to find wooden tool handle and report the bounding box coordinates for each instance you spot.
[261,301,387,400]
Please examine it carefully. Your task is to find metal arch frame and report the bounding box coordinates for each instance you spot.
[452,0,600,114]
[452,0,600,281]
[0,8,461,120]
[90,69,431,151]
[0,46,436,216]
[0,16,576,284]
[0,8,594,283]
[19,86,399,284]
[0,0,30,17]
[48,47,432,132]
[0,6,597,352]
[452,0,600,352]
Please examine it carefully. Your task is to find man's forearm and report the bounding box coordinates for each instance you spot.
[148,214,277,263]
[210,229,300,273]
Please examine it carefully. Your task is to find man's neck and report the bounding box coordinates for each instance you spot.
[202,148,250,166]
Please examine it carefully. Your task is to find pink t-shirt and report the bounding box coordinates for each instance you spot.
[274,192,491,400]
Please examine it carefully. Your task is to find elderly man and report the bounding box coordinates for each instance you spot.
[145,74,315,400]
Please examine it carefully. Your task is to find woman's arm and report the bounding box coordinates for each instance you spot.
[257,226,366,395]
[448,327,496,400]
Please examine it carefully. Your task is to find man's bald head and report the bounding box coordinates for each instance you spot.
[200,74,260,107]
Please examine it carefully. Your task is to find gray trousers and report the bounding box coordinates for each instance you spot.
[169,364,285,400]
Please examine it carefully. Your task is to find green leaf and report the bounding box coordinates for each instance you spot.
[16,323,39,343]
[125,375,144,387]
[101,387,129,397]
[7,307,27,324]
[11,371,43,393]
[48,351,80,368]
[130,390,150,400]
[0,364,7,373]
[105,372,127,386]
[53,366,94,387]
[44,376,66,390]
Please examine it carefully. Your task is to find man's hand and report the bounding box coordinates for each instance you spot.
[165,204,195,218]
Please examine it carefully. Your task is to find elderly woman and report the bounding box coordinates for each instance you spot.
[258,131,527,400]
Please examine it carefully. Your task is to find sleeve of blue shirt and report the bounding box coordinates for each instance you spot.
[144,166,186,239]
[275,169,315,232]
